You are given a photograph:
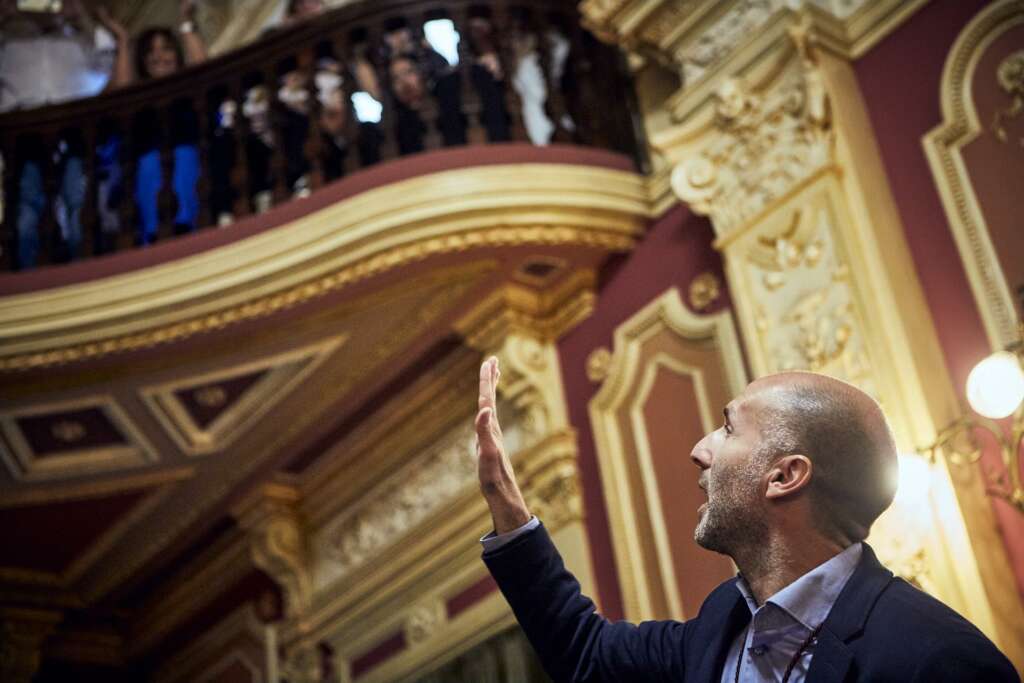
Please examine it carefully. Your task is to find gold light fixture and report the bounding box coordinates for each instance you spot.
[924,322,1024,513]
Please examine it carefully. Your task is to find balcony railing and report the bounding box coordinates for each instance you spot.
[0,0,641,272]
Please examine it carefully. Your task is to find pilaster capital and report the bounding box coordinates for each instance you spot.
[232,480,312,619]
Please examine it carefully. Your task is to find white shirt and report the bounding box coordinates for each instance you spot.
[0,25,114,112]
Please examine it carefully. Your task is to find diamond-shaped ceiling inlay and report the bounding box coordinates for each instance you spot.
[141,336,345,457]
[0,396,159,481]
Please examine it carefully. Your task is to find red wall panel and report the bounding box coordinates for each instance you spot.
[854,0,1024,598]
[558,205,731,619]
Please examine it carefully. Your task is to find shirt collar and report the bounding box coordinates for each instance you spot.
[735,542,863,630]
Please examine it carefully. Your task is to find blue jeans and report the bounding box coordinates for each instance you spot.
[135,144,200,245]
[96,135,123,240]
[56,156,85,258]
[16,161,45,269]
[15,157,85,268]
[173,145,200,229]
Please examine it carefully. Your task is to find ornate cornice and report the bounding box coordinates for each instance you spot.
[0,164,646,371]
[454,270,598,351]
[671,28,835,240]
[582,0,929,119]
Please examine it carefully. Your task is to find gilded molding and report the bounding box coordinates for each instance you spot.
[588,287,747,621]
[687,272,722,311]
[671,28,835,240]
[233,482,313,618]
[582,0,928,117]
[302,432,584,683]
[0,164,646,369]
[0,466,194,508]
[314,419,486,590]
[0,395,160,482]
[454,270,598,350]
[141,336,346,457]
[923,0,1024,350]
[522,442,584,533]
[298,349,482,528]
[75,266,489,604]
[586,347,612,384]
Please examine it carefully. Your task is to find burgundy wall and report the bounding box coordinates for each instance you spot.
[558,205,731,620]
[854,0,1024,598]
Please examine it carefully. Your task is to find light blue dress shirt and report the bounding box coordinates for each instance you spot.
[482,518,862,683]
[724,542,862,682]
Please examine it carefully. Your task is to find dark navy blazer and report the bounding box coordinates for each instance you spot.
[483,523,1019,682]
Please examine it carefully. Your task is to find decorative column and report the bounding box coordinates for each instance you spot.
[668,22,1024,663]
[454,277,593,591]
[0,607,62,683]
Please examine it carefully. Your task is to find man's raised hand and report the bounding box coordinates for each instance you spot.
[476,357,531,534]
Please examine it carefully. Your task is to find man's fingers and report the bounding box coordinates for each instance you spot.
[478,356,500,416]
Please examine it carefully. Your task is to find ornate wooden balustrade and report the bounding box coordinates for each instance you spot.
[0,0,641,271]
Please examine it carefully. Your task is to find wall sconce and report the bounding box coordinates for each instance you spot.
[923,323,1024,513]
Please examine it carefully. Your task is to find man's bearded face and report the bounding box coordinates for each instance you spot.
[691,397,770,555]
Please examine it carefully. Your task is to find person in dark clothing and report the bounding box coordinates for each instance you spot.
[466,13,510,142]
[382,21,466,153]
[473,357,1020,682]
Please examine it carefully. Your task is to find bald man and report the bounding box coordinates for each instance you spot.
[474,358,1018,682]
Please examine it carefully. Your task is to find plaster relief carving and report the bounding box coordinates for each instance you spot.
[671,43,833,238]
[675,0,787,85]
[315,416,528,590]
[526,458,583,532]
[233,484,313,618]
[687,272,722,311]
[742,200,874,395]
[992,50,1024,146]
[405,601,446,645]
[586,347,613,384]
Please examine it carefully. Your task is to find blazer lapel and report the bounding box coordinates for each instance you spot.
[806,543,895,683]
[806,628,853,683]
[691,581,751,682]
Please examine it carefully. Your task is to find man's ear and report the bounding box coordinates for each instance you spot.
[765,454,813,500]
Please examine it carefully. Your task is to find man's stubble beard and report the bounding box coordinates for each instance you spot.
[694,455,768,557]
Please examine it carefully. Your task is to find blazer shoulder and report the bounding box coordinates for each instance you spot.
[866,578,1010,659]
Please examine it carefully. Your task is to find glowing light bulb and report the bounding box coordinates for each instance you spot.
[966,351,1024,419]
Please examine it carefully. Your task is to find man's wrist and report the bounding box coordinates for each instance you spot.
[490,501,531,535]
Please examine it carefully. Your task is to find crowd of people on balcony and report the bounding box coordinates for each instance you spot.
[0,0,590,270]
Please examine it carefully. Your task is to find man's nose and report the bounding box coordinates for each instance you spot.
[690,433,712,469]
